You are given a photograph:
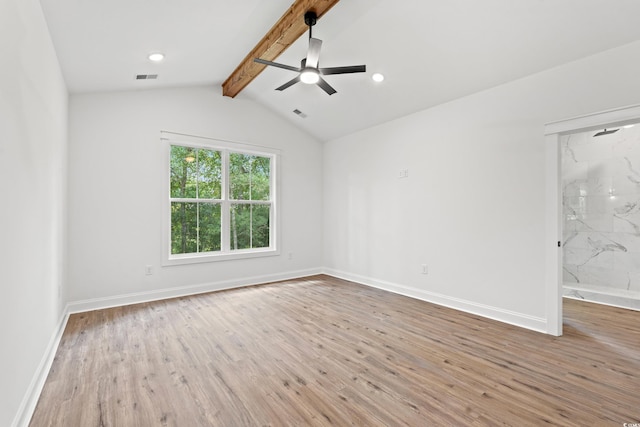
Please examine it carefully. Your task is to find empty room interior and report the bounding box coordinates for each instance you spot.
[3,0,640,425]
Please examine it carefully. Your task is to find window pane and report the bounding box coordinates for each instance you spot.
[251,156,271,201]
[170,146,197,198]
[229,153,250,200]
[171,202,197,254]
[229,153,270,201]
[170,146,221,199]
[230,204,270,250]
[198,149,222,199]
[230,204,250,250]
[199,203,221,252]
[252,205,270,248]
[171,202,221,254]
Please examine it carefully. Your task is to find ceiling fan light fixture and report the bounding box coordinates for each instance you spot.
[300,69,320,84]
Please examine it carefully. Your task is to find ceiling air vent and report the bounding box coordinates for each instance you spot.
[293,109,307,118]
[135,74,158,80]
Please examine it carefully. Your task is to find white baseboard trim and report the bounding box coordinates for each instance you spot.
[12,311,70,427]
[323,268,548,334]
[66,268,323,314]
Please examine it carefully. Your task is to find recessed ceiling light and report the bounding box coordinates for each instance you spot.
[372,73,384,82]
[148,53,165,62]
[623,124,635,129]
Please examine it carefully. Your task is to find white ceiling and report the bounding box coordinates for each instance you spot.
[40,0,640,141]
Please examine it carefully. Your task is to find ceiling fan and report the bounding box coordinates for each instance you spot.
[254,11,366,95]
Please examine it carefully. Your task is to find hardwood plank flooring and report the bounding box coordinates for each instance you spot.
[29,275,640,426]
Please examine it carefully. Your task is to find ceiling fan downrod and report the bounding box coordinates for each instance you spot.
[304,11,317,39]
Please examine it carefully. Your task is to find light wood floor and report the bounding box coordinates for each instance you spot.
[30,275,639,426]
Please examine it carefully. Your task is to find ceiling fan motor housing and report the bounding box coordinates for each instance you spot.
[304,11,317,27]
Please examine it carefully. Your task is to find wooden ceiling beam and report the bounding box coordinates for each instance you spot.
[221,0,341,98]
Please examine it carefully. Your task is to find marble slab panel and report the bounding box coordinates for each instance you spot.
[570,140,614,163]
[562,231,627,250]
[612,212,640,235]
[576,262,631,290]
[613,251,640,273]
[565,247,614,269]
[562,161,589,182]
[574,214,613,232]
[612,174,640,196]
[586,157,627,180]
[604,232,640,252]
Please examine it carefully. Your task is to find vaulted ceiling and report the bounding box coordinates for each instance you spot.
[39,0,640,141]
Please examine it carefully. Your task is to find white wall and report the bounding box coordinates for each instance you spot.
[67,86,323,304]
[0,0,68,425]
[324,40,640,332]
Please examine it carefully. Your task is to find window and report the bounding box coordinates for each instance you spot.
[163,133,278,265]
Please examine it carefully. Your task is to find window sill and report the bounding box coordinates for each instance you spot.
[162,248,280,266]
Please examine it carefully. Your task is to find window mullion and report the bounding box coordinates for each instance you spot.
[196,150,200,253]
[170,197,222,203]
[249,157,253,249]
[221,150,230,252]
[196,201,200,253]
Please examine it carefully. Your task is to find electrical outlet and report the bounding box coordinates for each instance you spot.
[145,265,153,275]
[398,169,409,178]
[421,264,428,274]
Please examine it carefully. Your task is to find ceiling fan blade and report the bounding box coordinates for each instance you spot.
[316,77,337,95]
[319,65,367,75]
[306,38,322,68]
[275,76,300,91]
[254,58,301,73]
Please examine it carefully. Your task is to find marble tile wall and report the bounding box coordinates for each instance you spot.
[561,124,640,310]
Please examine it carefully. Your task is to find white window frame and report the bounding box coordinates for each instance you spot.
[161,132,280,266]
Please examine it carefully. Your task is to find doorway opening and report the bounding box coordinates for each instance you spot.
[561,124,640,310]
[545,103,640,336]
